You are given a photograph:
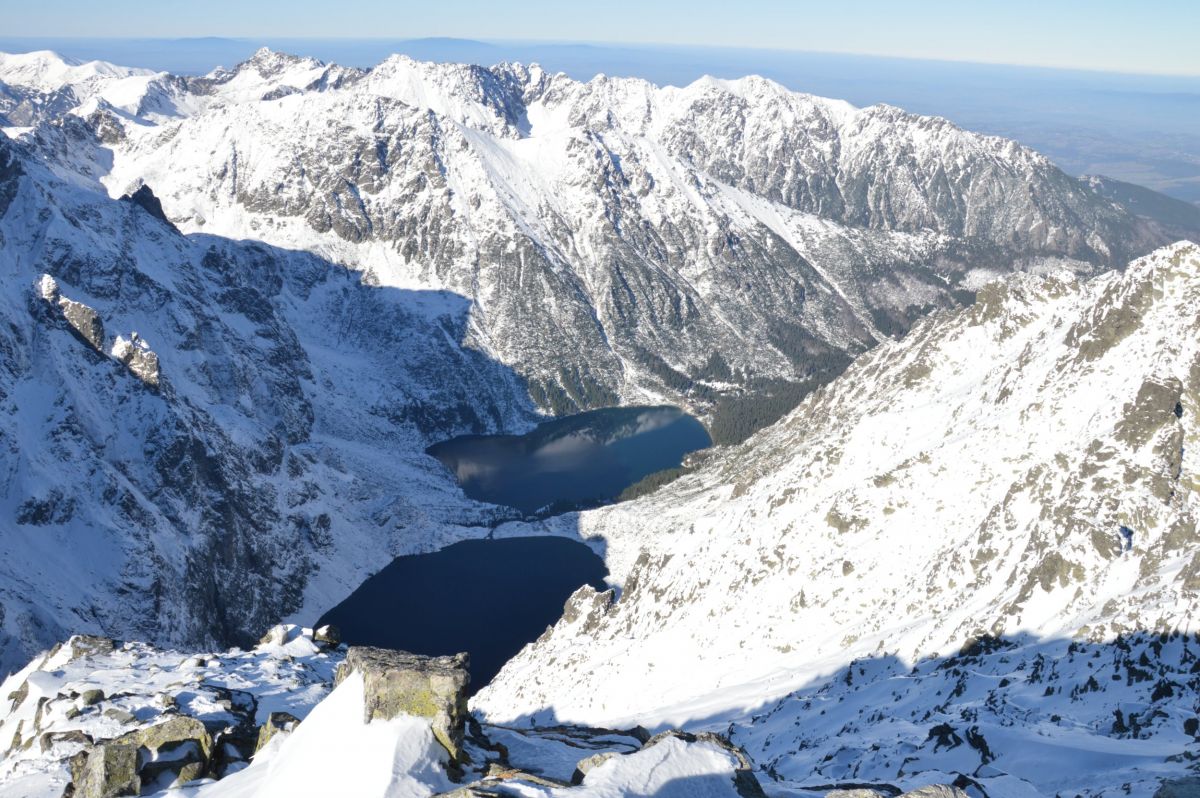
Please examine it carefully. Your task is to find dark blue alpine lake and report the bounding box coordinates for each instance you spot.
[317,536,608,688]
[426,405,711,514]
[320,407,706,688]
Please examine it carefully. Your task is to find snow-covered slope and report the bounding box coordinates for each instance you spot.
[474,242,1200,792]
[0,628,778,798]
[0,51,153,98]
[0,131,533,676]
[0,629,338,795]
[6,48,1194,418]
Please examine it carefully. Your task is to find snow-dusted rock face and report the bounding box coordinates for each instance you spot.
[477,243,1200,746]
[729,632,1200,797]
[0,629,773,798]
[0,132,533,676]
[6,49,1195,417]
[0,627,338,796]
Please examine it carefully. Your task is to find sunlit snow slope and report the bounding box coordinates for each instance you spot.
[481,242,1200,726]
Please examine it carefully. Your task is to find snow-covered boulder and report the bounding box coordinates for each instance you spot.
[0,629,338,796]
[186,669,457,798]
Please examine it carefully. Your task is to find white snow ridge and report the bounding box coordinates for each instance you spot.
[0,45,1198,798]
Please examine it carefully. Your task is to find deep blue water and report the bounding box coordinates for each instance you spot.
[317,536,608,689]
[427,405,711,513]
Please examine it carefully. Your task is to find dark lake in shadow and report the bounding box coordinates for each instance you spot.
[317,536,608,689]
[426,405,711,514]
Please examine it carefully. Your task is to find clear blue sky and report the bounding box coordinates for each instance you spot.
[5,0,1198,76]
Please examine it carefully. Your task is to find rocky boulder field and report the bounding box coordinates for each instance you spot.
[1,628,1001,798]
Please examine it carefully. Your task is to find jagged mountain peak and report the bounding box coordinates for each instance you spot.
[243,45,324,71]
[0,43,1174,419]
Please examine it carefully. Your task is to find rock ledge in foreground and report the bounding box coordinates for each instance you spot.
[335,646,470,764]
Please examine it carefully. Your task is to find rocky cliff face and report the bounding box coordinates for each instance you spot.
[5,49,1195,419]
[0,133,530,676]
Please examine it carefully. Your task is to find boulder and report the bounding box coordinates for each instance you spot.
[115,715,213,790]
[571,751,619,784]
[58,298,106,352]
[313,624,341,647]
[71,742,140,798]
[432,765,570,796]
[122,715,212,760]
[899,788,969,798]
[79,689,106,707]
[39,729,93,754]
[1155,778,1200,798]
[103,708,136,725]
[254,711,300,753]
[335,646,470,764]
[258,624,300,647]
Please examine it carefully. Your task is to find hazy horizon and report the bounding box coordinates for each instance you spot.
[6,0,1199,76]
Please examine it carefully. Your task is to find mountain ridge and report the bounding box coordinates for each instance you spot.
[6,47,1196,423]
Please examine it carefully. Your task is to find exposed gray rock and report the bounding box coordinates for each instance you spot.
[65,636,116,662]
[570,751,619,784]
[559,586,615,635]
[1155,777,1200,798]
[335,646,470,764]
[71,742,140,798]
[111,333,159,388]
[38,275,106,353]
[122,715,212,788]
[66,715,214,795]
[120,715,212,761]
[79,689,105,707]
[254,711,300,753]
[257,624,297,647]
[898,787,969,798]
[312,624,341,648]
[433,764,570,796]
[103,708,136,725]
[39,728,92,753]
[119,184,178,233]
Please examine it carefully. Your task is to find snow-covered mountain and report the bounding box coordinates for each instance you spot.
[0,129,535,676]
[4,239,1199,797]
[474,241,1200,794]
[5,48,1196,421]
[481,239,1200,721]
[3,46,1192,675]
[2,46,1200,797]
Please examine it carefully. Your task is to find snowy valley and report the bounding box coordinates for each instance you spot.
[0,46,1197,798]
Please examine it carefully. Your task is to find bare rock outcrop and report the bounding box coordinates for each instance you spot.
[335,646,470,764]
